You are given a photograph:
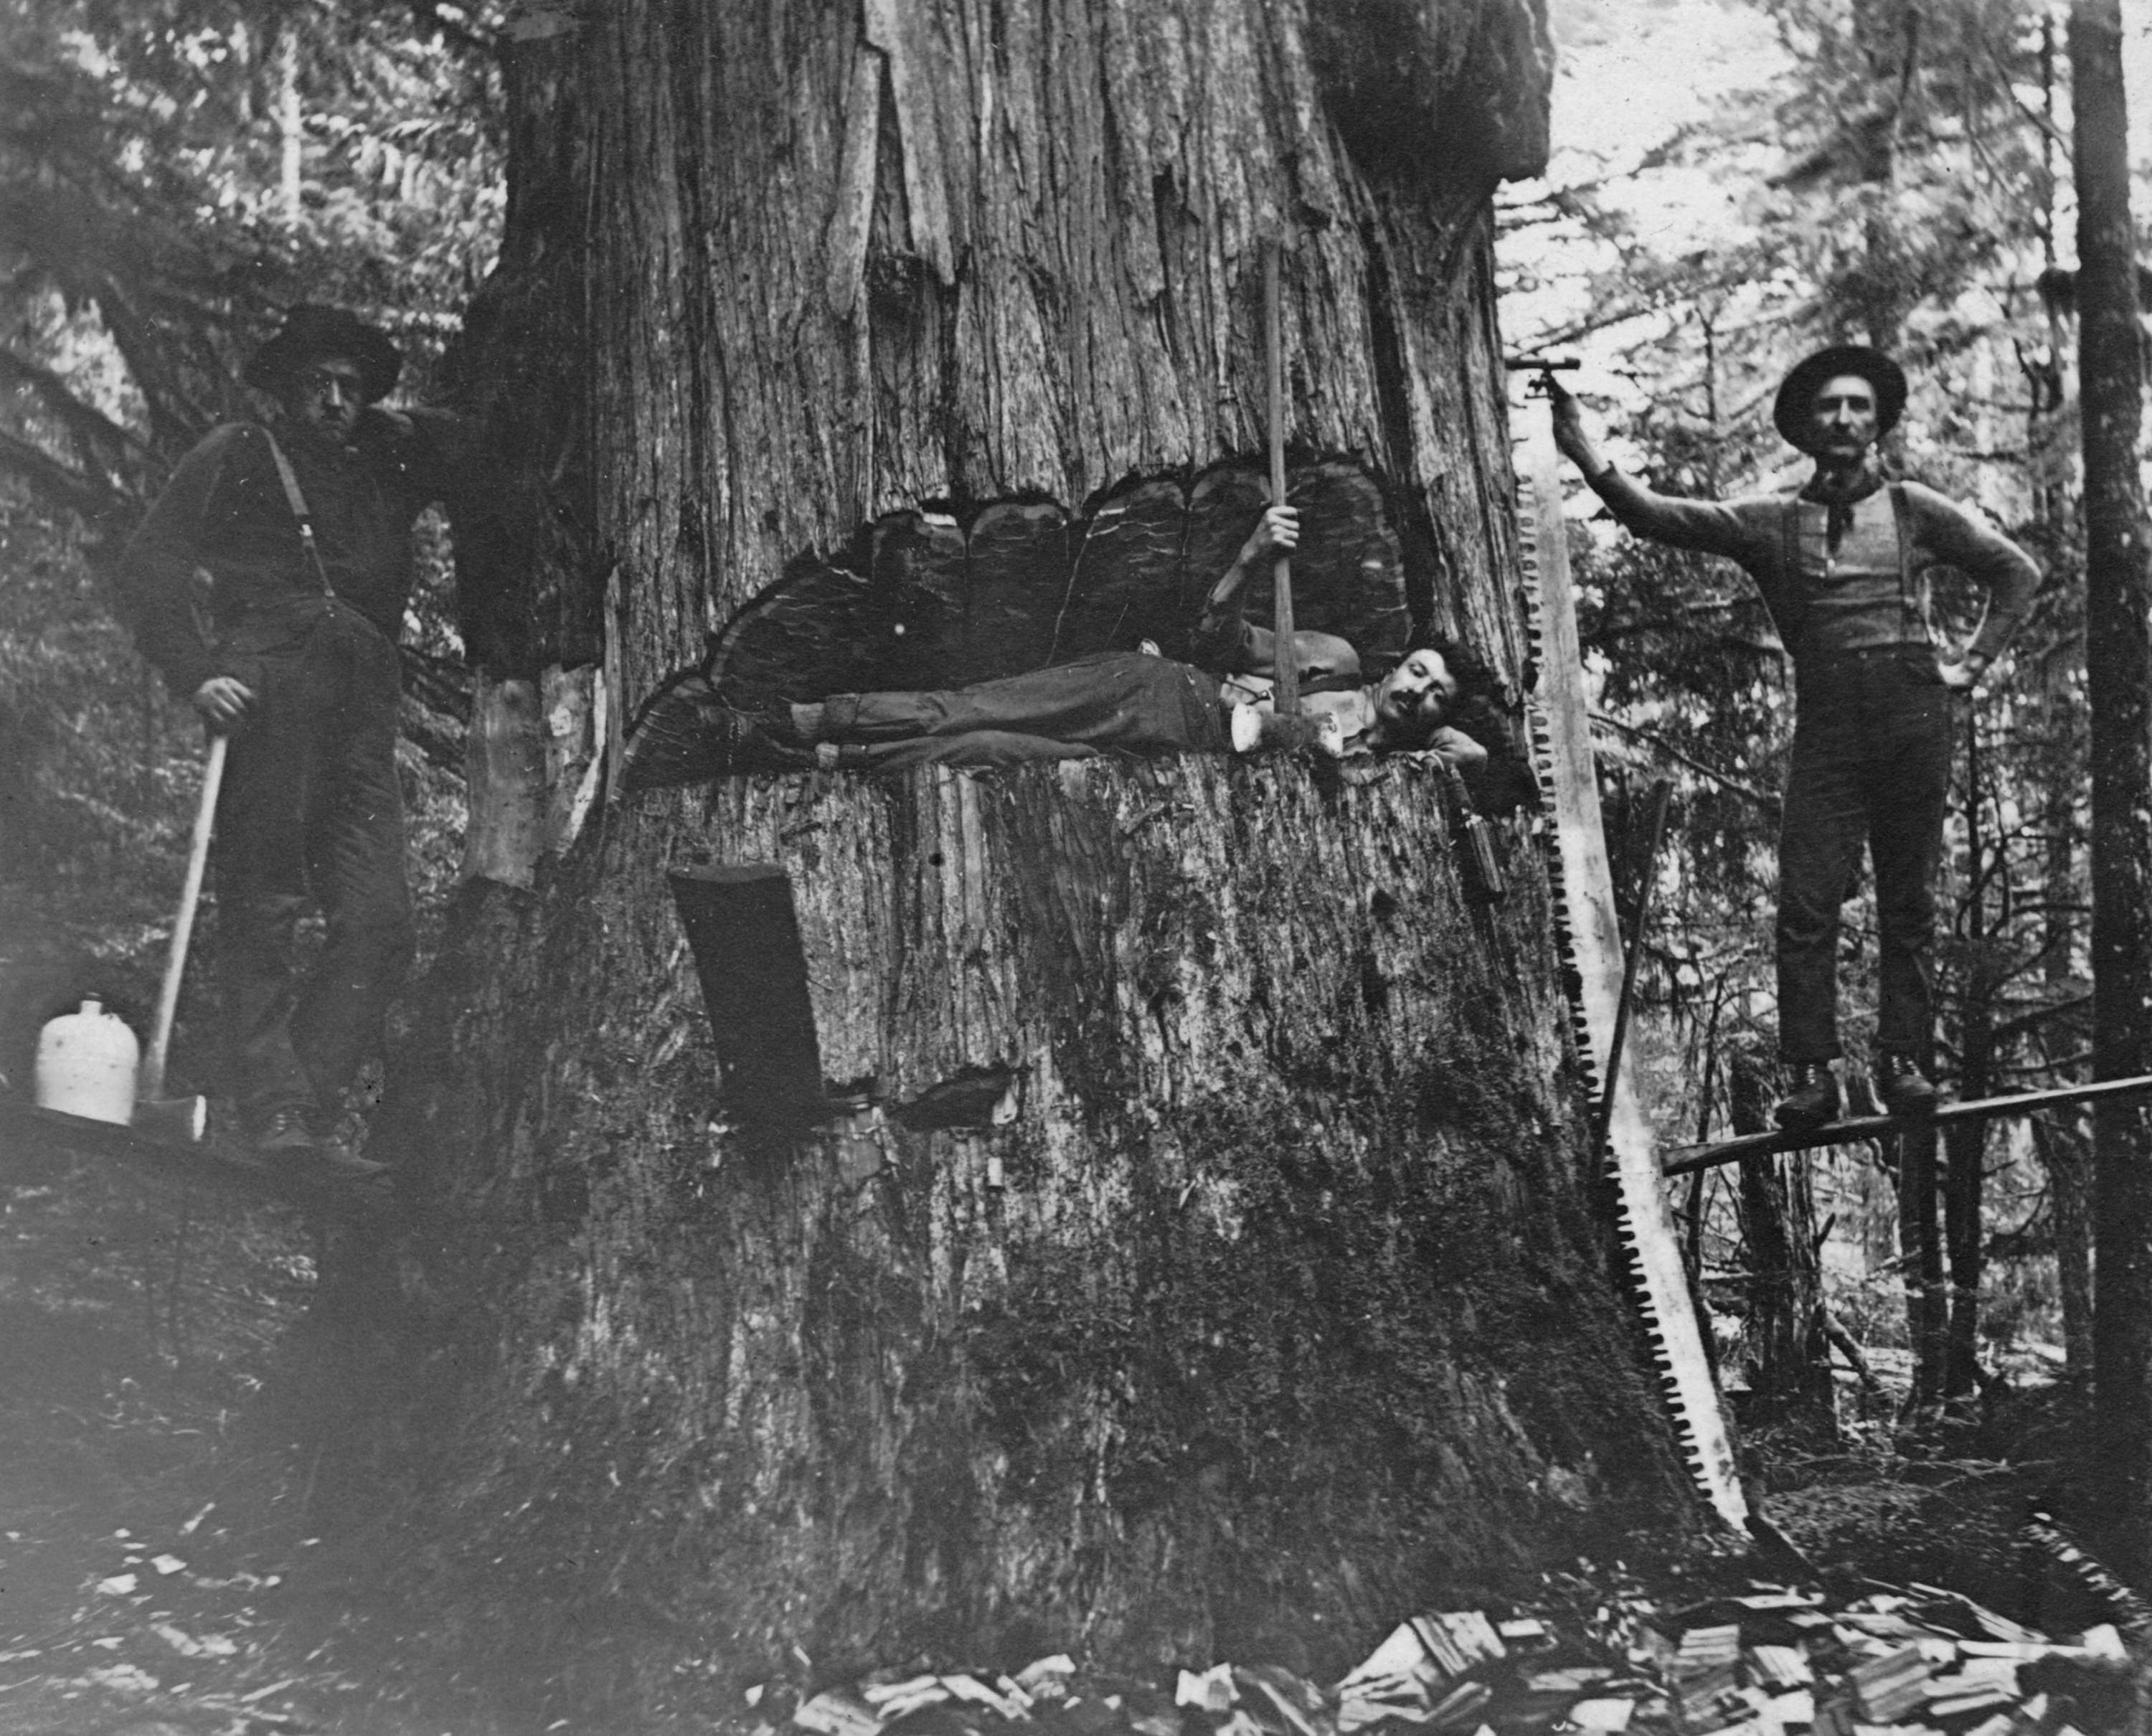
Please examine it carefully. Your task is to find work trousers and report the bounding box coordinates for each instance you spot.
[818,651,1230,770]
[212,599,415,1124]
[1775,645,1953,1065]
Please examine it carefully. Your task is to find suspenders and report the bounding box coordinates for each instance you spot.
[250,424,337,598]
[1886,481,1921,640]
[1778,483,1926,648]
[1778,497,1804,638]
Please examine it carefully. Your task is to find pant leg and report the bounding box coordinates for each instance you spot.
[1775,669,1871,1064]
[214,636,328,1124]
[826,654,1229,755]
[828,732,1104,771]
[291,609,416,1106]
[1865,649,1953,1057]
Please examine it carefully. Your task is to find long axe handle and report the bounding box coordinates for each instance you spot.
[140,730,227,1105]
[1264,240,1299,716]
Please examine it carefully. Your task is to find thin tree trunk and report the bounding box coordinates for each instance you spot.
[275,30,301,227]
[1945,720,1995,1400]
[1899,1125,1948,1409]
[2039,1113,2096,1384]
[1735,1051,1832,1430]
[1943,1046,1993,1399]
[2072,0,2152,1576]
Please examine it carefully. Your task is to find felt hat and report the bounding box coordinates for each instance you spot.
[1772,344,1907,453]
[243,304,401,402]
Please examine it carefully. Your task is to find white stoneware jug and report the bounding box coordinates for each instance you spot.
[34,999,140,1125]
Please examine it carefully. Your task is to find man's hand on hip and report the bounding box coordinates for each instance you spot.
[192,676,256,732]
[1939,654,1988,693]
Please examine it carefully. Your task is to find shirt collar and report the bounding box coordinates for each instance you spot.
[1799,455,1885,509]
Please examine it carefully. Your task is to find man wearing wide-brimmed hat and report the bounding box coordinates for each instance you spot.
[122,304,479,1169]
[1548,346,2041,1131]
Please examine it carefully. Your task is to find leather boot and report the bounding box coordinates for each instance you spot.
[1876,1052,1938,1118]
[1774,1062,1841,1131]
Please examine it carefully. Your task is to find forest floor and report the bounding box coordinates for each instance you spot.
[0,1136,520,1736]
[2,1118,2148,1735]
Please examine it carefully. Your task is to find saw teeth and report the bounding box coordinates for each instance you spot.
[2024,1514,2152,1631]
[1514,444,1750,1531]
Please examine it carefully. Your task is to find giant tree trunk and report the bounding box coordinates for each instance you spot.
[301,0,1702,1704]
[2072,0,2152,1578]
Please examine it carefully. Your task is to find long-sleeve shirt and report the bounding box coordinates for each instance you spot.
[1585,467,2041,666]
[121,407,474,698]
[1189,574,1366,702]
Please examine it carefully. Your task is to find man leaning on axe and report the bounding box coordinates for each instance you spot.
[1547,347,2041,1131]
[121,305,483,1169]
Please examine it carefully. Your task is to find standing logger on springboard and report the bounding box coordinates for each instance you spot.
[1546,348,2039,1131]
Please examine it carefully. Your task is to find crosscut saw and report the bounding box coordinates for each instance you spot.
[1516,422,1749,1532]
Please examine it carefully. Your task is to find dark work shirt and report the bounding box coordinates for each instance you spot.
[121,407,473,698]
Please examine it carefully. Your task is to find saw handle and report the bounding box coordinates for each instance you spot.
[1505,356,1580,400]
[140,731,227,1105]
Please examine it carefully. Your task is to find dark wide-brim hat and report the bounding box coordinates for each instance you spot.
[1773,344,1907,453]
[243,304,401,402]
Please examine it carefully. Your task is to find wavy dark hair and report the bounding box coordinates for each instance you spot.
[1364,630,1497,742]
[1376,631,1539,812]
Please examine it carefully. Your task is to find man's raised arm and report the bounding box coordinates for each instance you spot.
[1189,504,1359,688]
[1191,503,1296,671]
[1546,376,1766,564]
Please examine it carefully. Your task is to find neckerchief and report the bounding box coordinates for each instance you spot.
[1799,458,1885,560]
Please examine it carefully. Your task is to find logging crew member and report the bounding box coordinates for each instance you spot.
[122,304,479,1167]
[749,509,1496,778]
[1549,346,2040,1130]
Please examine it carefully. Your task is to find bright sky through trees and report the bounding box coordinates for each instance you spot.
[1503,0,2152,405]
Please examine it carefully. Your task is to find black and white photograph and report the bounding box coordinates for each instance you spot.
[5,0,2152,1729]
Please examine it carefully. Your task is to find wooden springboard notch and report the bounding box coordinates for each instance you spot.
[1662,1072,2152,1176]
[667,864,831,1129]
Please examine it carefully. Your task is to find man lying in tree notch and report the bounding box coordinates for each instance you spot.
[1548,347,2040,1131]
[642,508,1514,793]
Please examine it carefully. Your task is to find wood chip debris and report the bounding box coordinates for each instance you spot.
[761,1575,2132,1736]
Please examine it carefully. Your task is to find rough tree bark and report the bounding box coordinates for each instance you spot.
[298,0,1702,1705]
[2072,0,2152,1577]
